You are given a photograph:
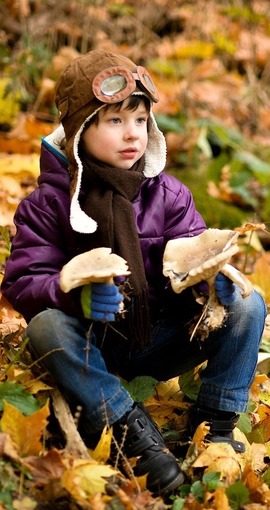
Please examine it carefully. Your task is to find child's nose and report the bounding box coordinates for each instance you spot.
[124,123,139,140]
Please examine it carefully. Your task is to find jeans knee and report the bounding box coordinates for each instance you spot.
[231,289,266,319]
[25,309,70,353]
[27,309,63,334]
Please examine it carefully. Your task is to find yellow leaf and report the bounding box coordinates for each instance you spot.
[0,78,21,123]
[248,252,270,305]
[173,40,214,59]
[192,442,241,485]
[205,456,241,485]
[155,378,182,400]
[24,379,53,394]
[144,378,188,427]
[90,426,112,462]
[61,459,119,501]
[0,154,40,179]
[0,400,50,456]
[13,496,37,509]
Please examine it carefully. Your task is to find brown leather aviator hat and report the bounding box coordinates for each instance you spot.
[51,49,167,234]
[55,51,142,152]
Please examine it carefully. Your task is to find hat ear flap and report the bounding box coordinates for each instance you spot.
[57,97,69,122]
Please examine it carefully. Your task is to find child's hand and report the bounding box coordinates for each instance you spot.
[215,273,237,305]
[81,283,123,321]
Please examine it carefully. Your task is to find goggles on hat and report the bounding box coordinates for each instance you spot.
[92,66,159,104]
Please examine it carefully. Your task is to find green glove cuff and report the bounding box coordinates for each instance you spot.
[81,284,92,319]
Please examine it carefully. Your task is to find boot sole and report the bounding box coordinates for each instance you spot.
[150,469,185,497]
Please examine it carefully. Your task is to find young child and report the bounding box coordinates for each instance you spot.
[1,50,267,496]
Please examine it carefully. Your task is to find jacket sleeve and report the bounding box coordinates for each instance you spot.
[1,189,82,323]
[163,177,206,240]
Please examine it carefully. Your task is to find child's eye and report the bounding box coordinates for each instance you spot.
[109,117,121,124]
[137,117,147,124]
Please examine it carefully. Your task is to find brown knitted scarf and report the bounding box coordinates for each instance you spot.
[80,151,151,348]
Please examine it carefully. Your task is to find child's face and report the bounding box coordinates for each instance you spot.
[81,99,149,169]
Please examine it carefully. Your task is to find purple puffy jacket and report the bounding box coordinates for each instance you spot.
[1,139,206,323]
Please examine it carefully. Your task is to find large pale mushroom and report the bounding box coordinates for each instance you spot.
[163,229,253,340]
[60,247,130,293]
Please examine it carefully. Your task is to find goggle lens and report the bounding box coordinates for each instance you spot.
[142,73,155,94]
[101,74,127,96]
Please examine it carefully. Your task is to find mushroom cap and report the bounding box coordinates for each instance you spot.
[163,229,240,293]
[60,247,130,293]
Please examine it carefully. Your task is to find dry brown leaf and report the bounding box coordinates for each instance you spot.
[0,294,26,336]
[23,449,66,484]
[242,462,270,507]
[0,432,20,461]
[234,223,267,234]
[249,443,268,472]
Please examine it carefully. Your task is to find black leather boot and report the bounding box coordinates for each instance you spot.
[113,402,185,496]
[190,405,245,453]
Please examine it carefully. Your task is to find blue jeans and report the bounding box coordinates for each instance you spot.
[25,289,266,433]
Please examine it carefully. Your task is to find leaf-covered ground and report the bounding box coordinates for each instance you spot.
[1,1,270,508]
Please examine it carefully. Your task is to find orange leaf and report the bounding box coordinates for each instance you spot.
[214,487,230,510]
[0,399,50,456]
[234,222,267,234]
[192,421,210,446]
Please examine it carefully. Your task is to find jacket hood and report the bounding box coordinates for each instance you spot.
[51,50,167,234]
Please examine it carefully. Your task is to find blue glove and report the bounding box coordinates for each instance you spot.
[81,283,123,321]
[215,273,236,305]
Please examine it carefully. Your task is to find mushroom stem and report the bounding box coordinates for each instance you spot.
[190,276,226,341]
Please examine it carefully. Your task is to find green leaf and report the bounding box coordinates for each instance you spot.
[121,376,158,402]
[0,492,13,510]
[179,368,202,401]
[81,284,91,319]
[156,113,184,133]
[202,471,222,490]
[262,466,270,487]
[171,497,185,510]
[0,382,40,415]
[235,151,270,183]
[236,412,252,435]
[199,118,244,149]
[178,484,192,498]
[226,481,249,509]
[191,480,204,503]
